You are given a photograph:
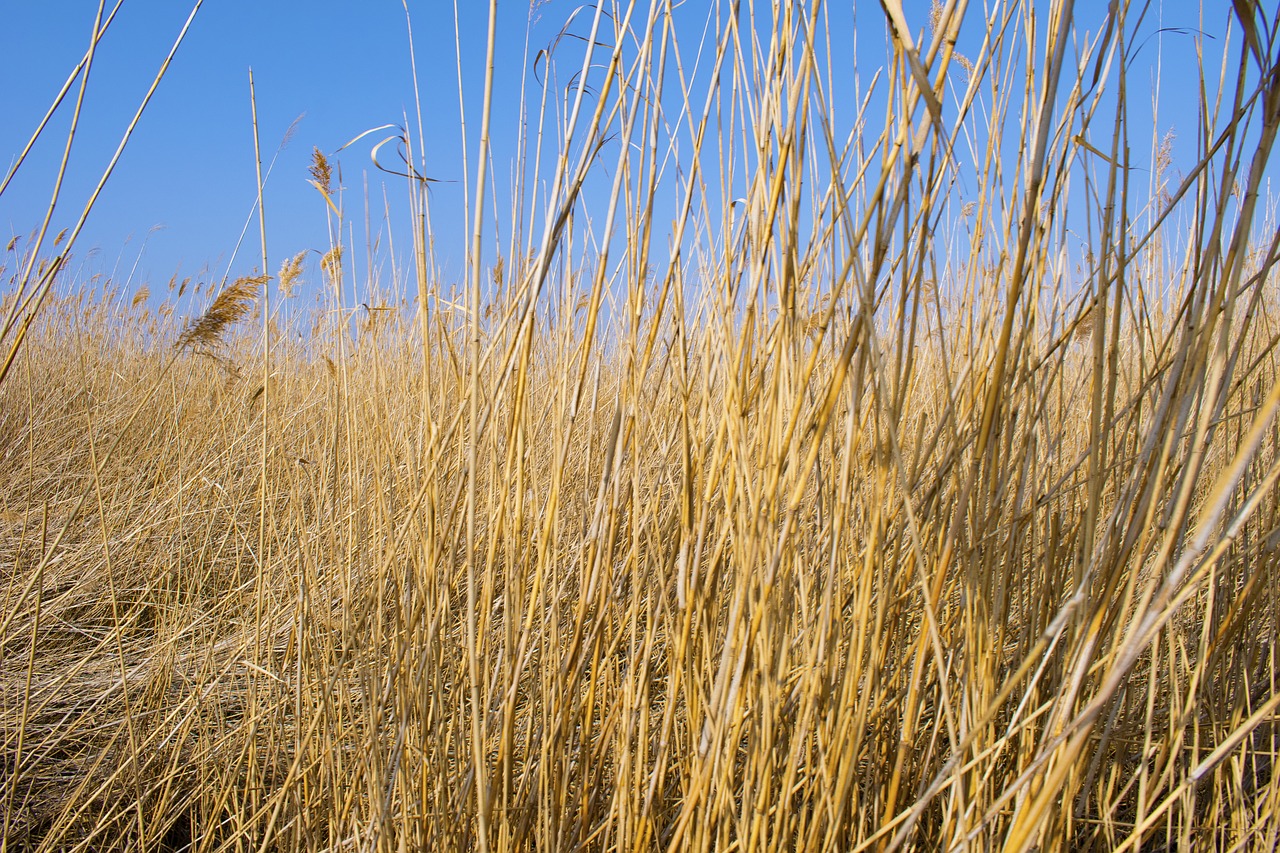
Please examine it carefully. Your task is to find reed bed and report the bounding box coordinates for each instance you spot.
[4,1,1280,850]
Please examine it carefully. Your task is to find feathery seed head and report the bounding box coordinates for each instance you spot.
[279,251,307,298]
[321,246,343,282]
[309,148,333,195]
[175,274,266,352]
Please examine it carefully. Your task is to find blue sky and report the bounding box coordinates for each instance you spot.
[0,1,1253,308]
[2,0,552,295]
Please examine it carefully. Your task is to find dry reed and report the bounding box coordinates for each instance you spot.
[3,2,1280,852]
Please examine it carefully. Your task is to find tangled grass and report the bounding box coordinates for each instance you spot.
[4,1,1280,850]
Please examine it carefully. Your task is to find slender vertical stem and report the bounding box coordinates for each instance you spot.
[465,3,500,850]
[247,67,272,841]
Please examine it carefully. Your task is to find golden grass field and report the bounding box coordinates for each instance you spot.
[4,1,1280,850]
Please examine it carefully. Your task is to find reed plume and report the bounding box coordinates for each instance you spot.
[174,274,264,351]
[277,251,305,298]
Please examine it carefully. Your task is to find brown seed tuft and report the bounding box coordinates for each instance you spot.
[309,148,333,195]
[175,275,266,352]
[321,246,343,282]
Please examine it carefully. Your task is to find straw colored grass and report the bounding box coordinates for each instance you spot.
[3,1,1280,851]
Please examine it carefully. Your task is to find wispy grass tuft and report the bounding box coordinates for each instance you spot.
[173,274,264,352]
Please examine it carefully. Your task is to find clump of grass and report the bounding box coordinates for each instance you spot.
[3,2,1280,852]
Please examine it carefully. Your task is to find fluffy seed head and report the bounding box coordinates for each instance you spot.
[175,275,266,352]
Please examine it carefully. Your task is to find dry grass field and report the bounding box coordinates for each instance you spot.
[4,1,1280,850]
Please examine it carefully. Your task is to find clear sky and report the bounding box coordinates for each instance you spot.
[2,0,547,295]
[0,1,1251,307]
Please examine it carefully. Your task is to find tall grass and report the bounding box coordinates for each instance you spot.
[4,1,1280,850]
